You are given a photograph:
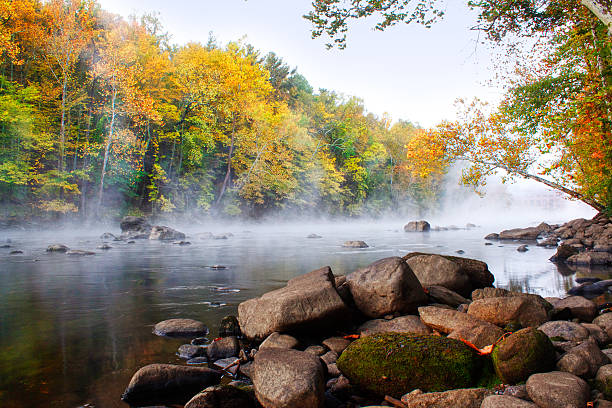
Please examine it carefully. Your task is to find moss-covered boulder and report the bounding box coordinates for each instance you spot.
[336,333,480,398]
[491,328,556,384]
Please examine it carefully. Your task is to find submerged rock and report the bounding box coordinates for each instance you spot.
[336,333,481,398]
[178,344,207,360]
[153,318,209,338]
[46,244,69,253]
[66,250,95,256]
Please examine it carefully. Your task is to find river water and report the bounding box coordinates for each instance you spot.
[0,219,608,407]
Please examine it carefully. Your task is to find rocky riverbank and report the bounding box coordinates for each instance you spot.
[120,213,612,408]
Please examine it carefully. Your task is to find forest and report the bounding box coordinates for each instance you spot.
[0,0,442,222]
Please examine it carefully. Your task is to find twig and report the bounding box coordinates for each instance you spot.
[384,395,408,408]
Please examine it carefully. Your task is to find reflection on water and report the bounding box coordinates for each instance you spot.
[0,221,610,407]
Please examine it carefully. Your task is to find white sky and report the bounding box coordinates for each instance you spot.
[96,0,502,128]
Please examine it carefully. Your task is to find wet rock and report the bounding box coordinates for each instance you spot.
[0,244,10,248]
[549,244,579,262]
[557,337,609,378]
[259,332,299,350]
[253,348,325,408]
[567,252,612,266]
[149,225,185,240]
[538,320,590,343]
[238,267,349,340]
[184,385,257,408]
[219,315,241,338]
[121,364,221,407]
[186,357,209,365]
[499,227,541,241]
[153,318,209,338]
[173,240,191,245]
[342,240,368,248]
[517,244,529,252]
[97,243,112,250]
[568,280,612,297]
[346,257,427,318]
[213,234,230,240]
[191,337,209,345]
[425,285,470,308]
[119,216,151,239]
[178,344,207,359]
[405,254,471,296]
[358,315,431,337]
[595,313,612,338]
[481,395,537,408]
[66,250,95,256]
[537,237,559,247]
[419,306,504,348]
[491,328,556,384]
[46,244,69,253]
[307,234,322,239]
[336,333,480,398]
[213,357,240,375]
[468,296,549,328]
[485,233,500,240]
[207,336,240,361]
[404,220,431,232]
[526,371,590,408]
[554,296,597,322]
[400,388,493,408]
[456,250,465,254]
[321,337,351,355]
[211,265,227,270]
[596,364,612,399]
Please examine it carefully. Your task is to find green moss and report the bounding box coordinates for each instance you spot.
[491,328,556,384]
[475,357,502,389]
[336,333,481,398]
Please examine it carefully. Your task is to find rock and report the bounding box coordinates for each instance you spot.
[539,320,591,343]
[405,254,471,296]
[119,216,152,239]
[213,357,240,375]
[307,234,322,239]
[149,225,186,240]
[46,244,69,253]
[485,233,500,240]
[499,227,541,241]
[342,240,369,248]
[253,348,325,408]
[557,338,609,377]
[320,351,338,365]
[213,234,230,240]
[259,332,300,350]
[567,252,612,266]
[304,345,327,356]
[173,240,191,245]
[503,385,530,400]
[184,385,257,408]
[491,328,556,384]
[121,364,221,407]
[456,250,465,254]
[597,364,612,399]
[425,285,470,308]
[211,265,227,270]
[9,250,22,254]
[346,257,427,318]
[327,363,341,377]
[467,296,549,328]
[97,243,112,250]
[471,288,552,312]
[336,333,481,398]
[419,306,504,348]
[582,323,610,345]
[358,315,431,337]
[526,371,590,408]
[404,221,431,232]
[595,313,612,338]
[481,395,537,408]
[321,337,352,355]
[538,237,559,247]
[596,399,612,408]
[66,250,95,256]
[192,337,209,345]
[554,296,597,322]
[178,344,207,359]
[517,245,529,252]
[400,388,493,408]
[153,318,209,338]
[238,267,349,340]
[207,336,240,361]
[550,244,579,262]
[219,315,241,338]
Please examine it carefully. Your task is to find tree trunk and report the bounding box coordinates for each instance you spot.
[582,0,612,35]
[59,76,67,171]
[217,115,236,205]
[97,86,117,215]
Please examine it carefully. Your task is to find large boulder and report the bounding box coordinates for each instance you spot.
[120,216,152,239]
[419,306,504,349]
[471,288,552,311]
[425,285,470,308]
[358,315,431,337]
[405,254,471,296]
[336,333,481,398]
[149,225,186,240]
[238,267,349,340]
[550,244,579,262]
[538,321,590,343]
[595,313,612,338]
[526,371,590,408]
[404,221,431,232]
[207,336,240,361]
[499,227,541,241]
[153,318,209,338]
[554,296,597,322]
[596,364,612,400]
[467,296,549,328]
[345,257,427,318]
[259,332,299,350]
[491,328,556,384]
[184,385,257,408]
[252,348,325,408]
[481,395,537,408]
[400,388,493,408]
[46,244,69,253]
[121,364,221,407]
[566,252,612,266]
[557,337,610,378]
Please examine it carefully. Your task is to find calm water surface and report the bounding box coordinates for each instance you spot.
[0,220,608,407]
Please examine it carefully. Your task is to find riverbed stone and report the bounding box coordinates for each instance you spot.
[567,252,612,266]
[499,227,541,240]
[425,285,470,308]
[557,337,609,377]
[538,320,590,342]
[153,318,209,338]
[481,395,537,408]
[322,337,351,355]
[184,385,257,408]
[121,364,221,407]
[595,313,612,338]
[336,333,480,398]
[468,296,549,328]
[419,306,504,348]
[178,344,207,359]
[219,315,241,338]
[491,328,556,384]
[400,388,493,408]
[596,364,612,399]
[554,296,597,322]
[238,267,349,340]
[207,336,240,361]
[252,348,325,408]
[346,257,427,318]
[320,350,338,365]
[582,323,610,345]
[304,345,327,356]
[526,371,590,408]
[358,315,431,337]
[259,332,299,350]
[404,221,431,232]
